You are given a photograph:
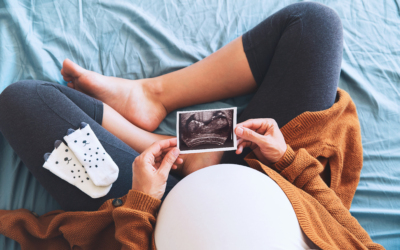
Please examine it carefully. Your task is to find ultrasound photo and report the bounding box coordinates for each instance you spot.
[177,108,237,154]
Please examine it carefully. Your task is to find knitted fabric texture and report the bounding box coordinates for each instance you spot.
[0,89,383,250]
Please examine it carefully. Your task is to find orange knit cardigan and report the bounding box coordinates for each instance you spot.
[0,89,384,250]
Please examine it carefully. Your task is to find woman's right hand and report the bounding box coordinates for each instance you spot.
[131,138,182,200]
[235,118,287,166]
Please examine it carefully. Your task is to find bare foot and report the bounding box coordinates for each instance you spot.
[61,58,167,132]
[173,151,224,177]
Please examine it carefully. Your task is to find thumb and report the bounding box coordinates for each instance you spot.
[236,126,265,146]
[159,148,180,176]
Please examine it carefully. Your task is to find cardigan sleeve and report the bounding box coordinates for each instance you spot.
[249,145,383,250]
[113,190,161,250]
[0,190,160,250]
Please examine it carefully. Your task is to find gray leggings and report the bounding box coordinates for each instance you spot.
[0,81,180,211]
[0,2,342,211]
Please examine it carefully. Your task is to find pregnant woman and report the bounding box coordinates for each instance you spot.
[0,2,382,249]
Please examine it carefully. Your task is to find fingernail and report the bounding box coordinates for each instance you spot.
[172,148,180,157]
[236,127,243,136]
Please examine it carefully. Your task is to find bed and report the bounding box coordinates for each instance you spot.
[1,0,399,249]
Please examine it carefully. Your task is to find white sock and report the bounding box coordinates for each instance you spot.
[43,142,112,199]
[64,124,119,187]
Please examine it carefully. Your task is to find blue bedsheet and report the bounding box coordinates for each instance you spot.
[1,0,399,249]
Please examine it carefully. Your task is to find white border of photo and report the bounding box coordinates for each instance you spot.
[176,107,237,154]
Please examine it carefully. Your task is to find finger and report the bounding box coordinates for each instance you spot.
[237,119,276,135]
[242,140,257,149]
[235,126,266,146]
[146,138,178,157]
[161,146,178,152]
[236,143,243,154]
[176,157,183,164]
[154,147,174,157]
[155,149,182,162]
[236,138,244,154]
[236,144,244,154]
[157,156,182,166]
[143,139,179,168]
[156,156,182,165]
[236,140,256,154]
[150,156,156,167]
[158,148,180,177]
[237,119,263,130]
[153,151,164,158]
[237,138,258,153]
[159,138,177,148]
[157,147,178,157]
[155,156,163,162]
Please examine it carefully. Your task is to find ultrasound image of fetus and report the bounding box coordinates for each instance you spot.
[180,110,233,148]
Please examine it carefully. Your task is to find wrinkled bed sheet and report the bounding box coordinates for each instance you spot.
[1,0,399,249]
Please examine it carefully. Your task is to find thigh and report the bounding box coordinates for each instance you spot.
[0,80,177,211]
[240,2,342,125]
[222,2,343,165]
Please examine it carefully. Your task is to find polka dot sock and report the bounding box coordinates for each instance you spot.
[43,141,112,198]
[63,123,119,187]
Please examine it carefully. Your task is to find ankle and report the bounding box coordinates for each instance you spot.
[141,76,170,111]
[142,76,163,95]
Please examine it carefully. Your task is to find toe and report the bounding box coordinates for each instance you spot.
[62,58,85,78]
[63,76,74,82]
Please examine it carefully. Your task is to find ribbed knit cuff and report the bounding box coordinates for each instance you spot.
[122,190,161,215]
[271,145,296,172]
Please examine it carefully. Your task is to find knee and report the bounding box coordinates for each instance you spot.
[0,80,39,117]
[294,2,342,31]
[1,80,35,102]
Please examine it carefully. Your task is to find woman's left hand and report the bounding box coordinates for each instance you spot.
[131,138,183,200]
[235,118,287,166]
